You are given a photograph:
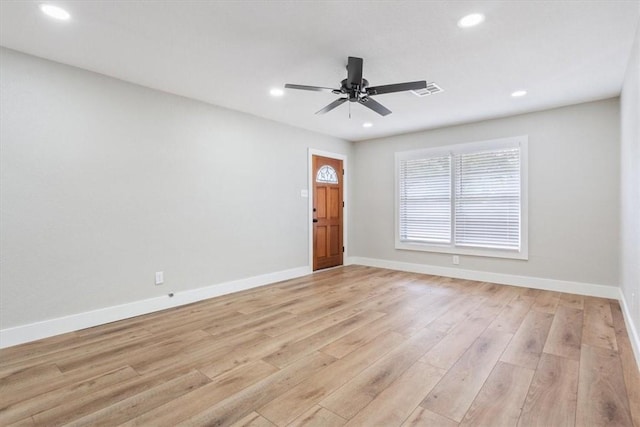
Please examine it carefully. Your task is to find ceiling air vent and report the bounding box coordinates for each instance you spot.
[411,82,443,97]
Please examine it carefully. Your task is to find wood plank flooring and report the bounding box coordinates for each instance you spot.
[1,265,638,426]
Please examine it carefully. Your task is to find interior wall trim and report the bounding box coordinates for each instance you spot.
[347,256,639,367]
[347,256,620,298]
[618,289,640,370]
[0,265,311,349]
[4,258,636,371]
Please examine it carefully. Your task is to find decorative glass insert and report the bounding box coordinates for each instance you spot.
[316,165,339,183]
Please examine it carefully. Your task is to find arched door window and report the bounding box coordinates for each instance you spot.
[316,165,339,184]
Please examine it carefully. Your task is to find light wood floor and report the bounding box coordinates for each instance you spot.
[1,266,638,426]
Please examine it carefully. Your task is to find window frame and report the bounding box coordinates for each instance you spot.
[395,135,529,260]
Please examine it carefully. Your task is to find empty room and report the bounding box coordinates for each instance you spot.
[1,1,639,426]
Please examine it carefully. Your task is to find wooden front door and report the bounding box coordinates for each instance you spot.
[313,155,343,271]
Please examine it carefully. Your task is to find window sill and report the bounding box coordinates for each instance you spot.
[395,241,528,260]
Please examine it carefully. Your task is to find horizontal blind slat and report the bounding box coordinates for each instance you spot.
[454,148,521,250]
[399,155,451,243]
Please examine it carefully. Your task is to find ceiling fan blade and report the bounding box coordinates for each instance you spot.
[366,80,427,96]
[315,98,348,115]
[347,57,363,88]
[358,97,392,116]
[285,84,338,93]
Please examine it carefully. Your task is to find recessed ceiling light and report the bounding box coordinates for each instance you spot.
[457,13,484,28]
[40,4,71,21]
[511,90,527,97]
[270,88,284,97]
[362,122,373,128]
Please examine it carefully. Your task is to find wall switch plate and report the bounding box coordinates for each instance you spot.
[300,189,309,198]
[453,255,460,265]
[155,271,164,285]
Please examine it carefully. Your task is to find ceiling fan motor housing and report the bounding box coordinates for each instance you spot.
[340,78,369,101]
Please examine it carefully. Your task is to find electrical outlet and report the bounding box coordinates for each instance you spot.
[453,255,460,265]
[155,271,164,285]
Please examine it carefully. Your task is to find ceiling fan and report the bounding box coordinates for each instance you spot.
[285,56,427,117]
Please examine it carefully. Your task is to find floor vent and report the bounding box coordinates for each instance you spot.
[412,82,444,97]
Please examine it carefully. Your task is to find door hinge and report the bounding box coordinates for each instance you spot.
[342,169,344,175]
[342,201,344,208]
[342,246,345,253]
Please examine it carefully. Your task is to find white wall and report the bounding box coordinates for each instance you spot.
[352,99,620,288]
[620,23,640,342]
[0,48,351,329]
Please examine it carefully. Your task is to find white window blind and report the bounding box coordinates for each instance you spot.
[396,136,527,259]
[399,156,451,243]
[454,148,521,250]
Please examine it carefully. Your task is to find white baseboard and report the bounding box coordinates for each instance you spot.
[4,257,637,370]
[618,289,640,371]
[349,256,639,369]
[347,256,620,299]
[0,266,311,349]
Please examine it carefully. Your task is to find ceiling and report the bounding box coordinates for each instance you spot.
[1,1,638,142]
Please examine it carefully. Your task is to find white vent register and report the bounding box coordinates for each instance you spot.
[411,82,444,97]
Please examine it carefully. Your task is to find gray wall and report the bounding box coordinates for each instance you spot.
[0,46,627,334]
[620,23,640,336]
[352,99,620,287]
[0,48,352,328]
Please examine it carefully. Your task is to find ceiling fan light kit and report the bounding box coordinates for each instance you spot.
[285,56,427,117]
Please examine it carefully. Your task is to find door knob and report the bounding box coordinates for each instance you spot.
[313,219,318,223]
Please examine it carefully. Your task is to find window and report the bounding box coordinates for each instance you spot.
[399,155,451,243]
[316,165,339,183]
[396,136,528,259]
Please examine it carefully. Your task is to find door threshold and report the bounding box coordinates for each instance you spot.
[313,265,345,273]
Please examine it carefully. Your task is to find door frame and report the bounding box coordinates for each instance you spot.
[308,149,348,271]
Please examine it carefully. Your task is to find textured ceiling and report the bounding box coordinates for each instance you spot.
[1,1,638,141]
